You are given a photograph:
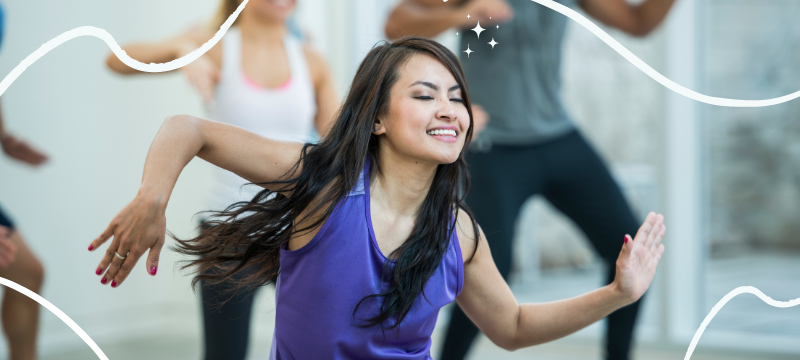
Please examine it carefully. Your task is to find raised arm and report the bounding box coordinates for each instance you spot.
[87,115,304,289]
[580,0,676,37]
[0,100,48,166]
[455,211,665,350]
[385,0,513,40]
[105,27,221,101]
[105,26,215,74]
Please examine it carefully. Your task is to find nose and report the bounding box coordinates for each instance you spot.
[436,97,457,122]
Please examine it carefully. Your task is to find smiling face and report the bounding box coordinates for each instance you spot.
[243,0,296,23]
[374,54,472,165]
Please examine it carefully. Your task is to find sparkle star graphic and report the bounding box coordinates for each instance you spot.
[456,31,459,36]
[488,38,498,49]
[471,21,485,38]
[464,44,474,58]
[467,14,471,19]
[496,24,500,29]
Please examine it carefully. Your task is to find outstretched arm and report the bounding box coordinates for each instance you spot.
[385,0,513,40]
[0,100,48,166]
[87,115,304,288]
[105,26,215,74]
[456,211,665,350]
[105,26,221,102]
[580,0,676,37]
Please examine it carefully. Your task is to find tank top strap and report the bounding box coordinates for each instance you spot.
[220,27,242,79]
[282,33,313,88]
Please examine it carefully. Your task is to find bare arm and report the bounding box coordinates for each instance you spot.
[385,0,513,40]
[105,27,216,74]
[88,115,304,288]
[455,211,665,350]
[0,100,48,166]
[304,46,339,138]
[580,0,676,37]
[386,0,470,40]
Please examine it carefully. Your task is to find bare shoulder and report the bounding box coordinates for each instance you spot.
[302,44,331,85]
[455,207,482,262]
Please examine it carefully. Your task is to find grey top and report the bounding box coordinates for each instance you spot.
[460,0,576,148]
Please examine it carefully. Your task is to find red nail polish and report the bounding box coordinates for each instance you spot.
[88,245,94,251]
[150,266,157,275]
[101,277,108,285]
[95,267,102,275]
[624,236,629,244]
[111,280,117,288]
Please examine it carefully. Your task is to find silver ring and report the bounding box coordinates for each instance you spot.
[114,251,127,260]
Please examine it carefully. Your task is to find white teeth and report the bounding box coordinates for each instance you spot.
[427,129,457,137]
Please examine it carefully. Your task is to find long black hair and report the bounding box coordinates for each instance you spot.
[175,37,480,329]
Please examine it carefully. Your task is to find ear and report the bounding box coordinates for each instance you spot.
[372,118,386,135]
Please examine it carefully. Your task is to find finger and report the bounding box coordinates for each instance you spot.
[146,236,165,276]
[199,74,215,103]
[643,214,664,249]
[112,245,146,287]
[97,238,120,283]
[632,212,656,243]
[88,223,116,252]
[651,224,666,252]
[104,241,132,288]
[621,234,634,258]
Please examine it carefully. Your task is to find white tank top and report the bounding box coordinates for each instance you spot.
[208,27,317,209]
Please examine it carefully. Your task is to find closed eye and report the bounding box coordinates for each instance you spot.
[450,98,464,103]
[414,96,434,100]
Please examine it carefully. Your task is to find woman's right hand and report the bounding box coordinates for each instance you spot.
[0,226,17,268]
[179,48,220,104]
[88,192,167,288]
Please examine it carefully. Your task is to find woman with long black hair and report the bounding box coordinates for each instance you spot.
[88,37,665,358]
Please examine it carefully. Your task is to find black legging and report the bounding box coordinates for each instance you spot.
[441,130,642,360]
[199,220,259,360]
[200,272,258,360]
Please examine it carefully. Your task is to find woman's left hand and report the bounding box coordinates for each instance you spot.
[612,212,666,304]
[471,104,490,138]
[1,134,49,166]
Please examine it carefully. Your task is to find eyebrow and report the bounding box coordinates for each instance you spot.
[410,81,461,92]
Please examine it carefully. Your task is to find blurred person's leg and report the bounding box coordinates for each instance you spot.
[201,275,257,360]
[440,145,544,360]
[0,230,45,360]
[541,131,641,360]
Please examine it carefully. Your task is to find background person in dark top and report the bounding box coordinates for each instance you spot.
[386,0,676,359]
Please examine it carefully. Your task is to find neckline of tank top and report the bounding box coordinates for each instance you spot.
[242,72,292,91]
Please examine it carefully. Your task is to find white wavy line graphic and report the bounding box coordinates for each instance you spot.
[684,286,800,359]
[0,276,109,360]
[531,0,800,107]
[0,0,248,98]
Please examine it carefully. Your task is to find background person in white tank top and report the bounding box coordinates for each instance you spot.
[105,1,338,359]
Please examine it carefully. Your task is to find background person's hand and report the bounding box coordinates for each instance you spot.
[88,193,167,288]
[461,0,515,28]
[612,212,666,304]
[471,104,490,138]
[1,134,49,166]
[0,226,17,268]
[179,51,220,104]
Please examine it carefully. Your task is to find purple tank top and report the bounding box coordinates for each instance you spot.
[270,161,464,359]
